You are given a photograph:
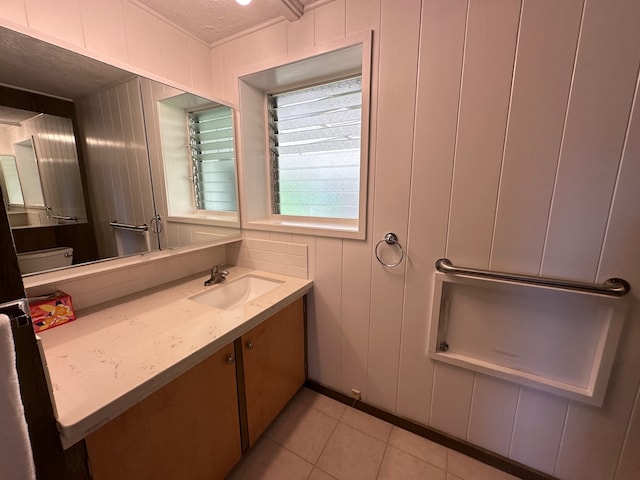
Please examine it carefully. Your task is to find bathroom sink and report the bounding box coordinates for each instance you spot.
[189,275,283,310]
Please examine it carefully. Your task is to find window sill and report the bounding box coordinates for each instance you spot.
[167,214,240,229]
[244,218,365,240]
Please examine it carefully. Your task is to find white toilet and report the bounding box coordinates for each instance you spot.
[16,246,73,274]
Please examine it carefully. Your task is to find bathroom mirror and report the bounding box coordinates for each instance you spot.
[0,26,241,275]
[0,108,89,229]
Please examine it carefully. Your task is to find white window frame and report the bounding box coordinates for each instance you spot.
[237,32,372,240]
[156,94,240,229]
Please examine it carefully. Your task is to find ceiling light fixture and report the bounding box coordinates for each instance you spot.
[236,0,252,5]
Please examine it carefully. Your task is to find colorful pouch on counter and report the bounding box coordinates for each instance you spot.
[29,291,76,333]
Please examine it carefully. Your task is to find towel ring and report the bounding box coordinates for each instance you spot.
[375,232,405,267]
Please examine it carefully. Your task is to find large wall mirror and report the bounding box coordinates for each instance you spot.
[0,26,240,276]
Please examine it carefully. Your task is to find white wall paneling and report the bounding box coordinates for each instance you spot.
[345,0,380,35]
[491,0,583,470]
[1,0,27,25]
[79,0,128,62]
[552,1,640,474]
[159,20,192,88]
[22,0,84,47]
[340,238,373,400]
[286,7,315,55]
[490,0,583,274]
[396,0,466,427]
[428,0,521,459]
[429,363,474,439]
[509,388,568,475]
[467,376,518,457]
[307,237,343,387]
[122,0,164,76]
[541,0,640,282]
[366,0,421,412]
[340,0,381,402]
[616,383,640,479]
[600,59,640,480]
[314,0,346,44]
[545,1,640,478]
[445,0,521,269]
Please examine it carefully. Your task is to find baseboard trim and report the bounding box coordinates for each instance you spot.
[304,380,558,480]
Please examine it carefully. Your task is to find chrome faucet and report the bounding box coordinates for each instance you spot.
[204,265,229,286]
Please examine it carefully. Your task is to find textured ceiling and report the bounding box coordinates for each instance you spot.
[137,0,315,45]
[0,0,318,116]
[0,28,133,101]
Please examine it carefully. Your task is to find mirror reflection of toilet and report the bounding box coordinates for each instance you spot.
[110,222,151,256]
[16,246,73,274]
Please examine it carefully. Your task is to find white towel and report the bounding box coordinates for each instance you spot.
[0,314,36,480]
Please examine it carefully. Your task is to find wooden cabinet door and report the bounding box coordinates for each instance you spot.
[242,298,305,446]
[86,343,241,480]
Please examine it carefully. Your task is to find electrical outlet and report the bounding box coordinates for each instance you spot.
[350,388,361,401]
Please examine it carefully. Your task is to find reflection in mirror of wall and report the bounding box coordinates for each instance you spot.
[0,26,241,277]
[75,76,159,261]
[0,86,99,275]
[140,78,240,251]
[0,108,88,229]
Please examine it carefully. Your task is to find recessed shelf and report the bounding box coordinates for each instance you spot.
[428,272,628,406]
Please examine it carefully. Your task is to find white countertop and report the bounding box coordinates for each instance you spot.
[38,267,312,449]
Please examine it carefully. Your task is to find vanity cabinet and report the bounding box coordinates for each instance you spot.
[83,296,306,478]
[241,297,306,446]
[85,342,241,480]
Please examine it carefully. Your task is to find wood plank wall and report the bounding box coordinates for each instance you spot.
[211,1,640,479]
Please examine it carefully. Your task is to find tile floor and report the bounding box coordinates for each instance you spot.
[226,388,523,480]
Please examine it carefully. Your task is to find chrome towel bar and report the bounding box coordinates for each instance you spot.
[45,207,77,222]
[109,221,148,232]
[435,258,630,297]
[51,214,78,221]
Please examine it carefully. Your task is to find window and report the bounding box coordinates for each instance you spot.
[238,33,372,239]
[267,77,362,220]
[155,90,240,229]
[188,106,237,212]
[0,155,25,206]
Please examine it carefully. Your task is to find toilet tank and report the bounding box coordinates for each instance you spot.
[16,247,73,274]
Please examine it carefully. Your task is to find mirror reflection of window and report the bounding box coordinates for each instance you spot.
[14,137,45,208]
[188,106,238,213]
[155,91,239,230]
[0,155,25,205]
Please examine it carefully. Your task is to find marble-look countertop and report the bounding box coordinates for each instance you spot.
[38,267,312,449]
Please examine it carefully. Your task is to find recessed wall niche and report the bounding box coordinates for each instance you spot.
[428,272,628,406]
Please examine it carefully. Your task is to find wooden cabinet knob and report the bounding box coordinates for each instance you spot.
[226,354,235,365]
[246,341,255,350]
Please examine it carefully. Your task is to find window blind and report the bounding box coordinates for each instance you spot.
[268,76,362,219]
[188,106,237,212]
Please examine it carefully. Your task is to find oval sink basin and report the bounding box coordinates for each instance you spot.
[189,275,284,310]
